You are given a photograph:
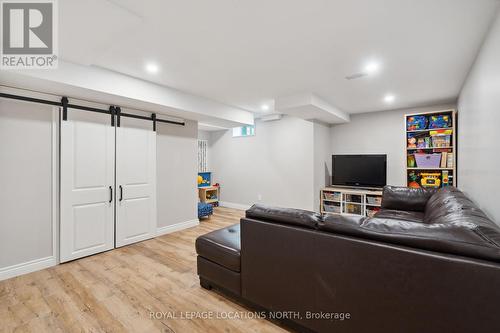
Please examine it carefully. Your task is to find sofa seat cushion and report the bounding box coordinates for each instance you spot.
[195,224,241,272]
[246,204,321,229]
[375,209,425,223]
[319,213,500,263]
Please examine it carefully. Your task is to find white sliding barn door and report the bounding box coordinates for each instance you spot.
[60,111,115,262]
[115,118,157,247]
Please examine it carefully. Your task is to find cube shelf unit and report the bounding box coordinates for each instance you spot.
[198,186,220,207]
[405,109,457,188]
[320,187,383,218]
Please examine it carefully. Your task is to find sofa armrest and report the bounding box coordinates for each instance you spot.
[381,185,436,212]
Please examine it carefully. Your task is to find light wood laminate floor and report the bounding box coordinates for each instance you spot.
[0,207,288,333]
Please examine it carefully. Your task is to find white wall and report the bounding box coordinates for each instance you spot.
[198,130,211,141]
[458,9,500,224]
[157,120,199,231]
[330,104,456,186]
[313,122,332,211]
[210,116,315,210]
[0,98,57,280]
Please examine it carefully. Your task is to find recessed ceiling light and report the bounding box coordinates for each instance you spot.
[260,104,270,111]
[364,61,380,74]
[384,94,396,103]
[145,63,159,74]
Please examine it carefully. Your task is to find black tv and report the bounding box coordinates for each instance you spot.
[332,154,387,188]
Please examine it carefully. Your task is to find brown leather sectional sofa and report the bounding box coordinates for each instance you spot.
[196,186,500,332]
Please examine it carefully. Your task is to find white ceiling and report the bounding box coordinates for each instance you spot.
[59,0,499,116]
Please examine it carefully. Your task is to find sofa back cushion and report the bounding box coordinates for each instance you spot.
[381,186,436,212]
[425,187,484,221]
[246,188,500,263]
[246,204,321,230]
[424,187,500,249]
[321,187,500,263]
[319,212,500,263]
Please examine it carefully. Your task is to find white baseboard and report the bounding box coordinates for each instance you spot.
[219,201,252,211]
[0,256,57,281]
[0,219,200,281]
[156,219,200,236]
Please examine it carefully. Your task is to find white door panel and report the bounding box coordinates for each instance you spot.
[60,110,115,262]
[116,118,156,247]
[73,202,108,251]
[118,197,151,240]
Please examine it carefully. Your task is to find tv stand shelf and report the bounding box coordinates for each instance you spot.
[320,187,383,218]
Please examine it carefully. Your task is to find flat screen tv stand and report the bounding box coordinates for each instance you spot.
[320,186,383,217]
[329,185,383,192]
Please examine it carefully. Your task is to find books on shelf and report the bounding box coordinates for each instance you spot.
[440,152,447,168]
[446,153,454,168]
[441,152,454,168]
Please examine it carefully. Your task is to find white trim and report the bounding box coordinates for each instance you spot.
[219,201,252,211]
[52,107,60,265]
[0,256,57,281]
[156,219,200,237]
[0,85,61,104]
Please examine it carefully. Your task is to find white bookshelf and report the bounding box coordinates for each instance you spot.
[320,187,383,218]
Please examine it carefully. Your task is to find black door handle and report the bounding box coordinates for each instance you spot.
[109,186,113,203]
[119,185,123,201]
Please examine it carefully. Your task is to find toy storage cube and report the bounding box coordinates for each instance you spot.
[198,202,213,219]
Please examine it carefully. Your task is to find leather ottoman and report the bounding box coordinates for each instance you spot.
[195,223,241,296]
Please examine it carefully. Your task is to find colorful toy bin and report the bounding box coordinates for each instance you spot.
[429,114,451,129]
[197,172,211,187]
[406,115,427,131]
